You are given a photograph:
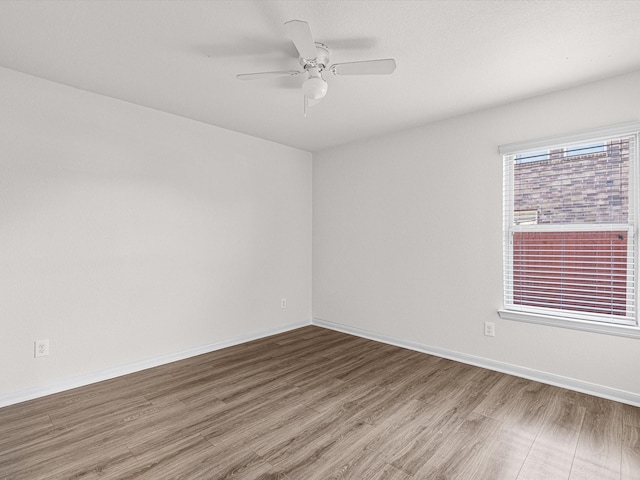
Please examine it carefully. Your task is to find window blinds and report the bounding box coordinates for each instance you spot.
[502,125,639,326]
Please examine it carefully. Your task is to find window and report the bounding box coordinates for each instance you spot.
[499,123,640,337]
[568,141,605,156]
[515,150,549,164]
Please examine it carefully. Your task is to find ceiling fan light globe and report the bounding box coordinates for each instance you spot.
[303,76,328,100]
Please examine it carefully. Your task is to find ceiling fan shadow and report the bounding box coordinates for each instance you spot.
[320,37,379,51]
[193,36,297,59]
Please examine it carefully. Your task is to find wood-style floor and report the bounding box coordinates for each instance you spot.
[1,326,639,480]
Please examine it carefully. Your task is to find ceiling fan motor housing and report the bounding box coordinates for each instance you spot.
[299,43,330,71]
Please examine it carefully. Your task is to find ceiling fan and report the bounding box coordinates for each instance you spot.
[236,20,397,115]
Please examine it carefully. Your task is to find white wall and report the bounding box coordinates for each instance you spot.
[313,70,640,398]
[0,67,312,401]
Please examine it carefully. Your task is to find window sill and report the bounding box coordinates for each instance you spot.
[497,309,640,339]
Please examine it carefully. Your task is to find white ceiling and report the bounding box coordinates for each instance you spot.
[1,0,640,152]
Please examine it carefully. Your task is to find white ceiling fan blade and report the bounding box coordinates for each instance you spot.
[284,20,318,60]
[330,59,397,76]
[236,70,302,81]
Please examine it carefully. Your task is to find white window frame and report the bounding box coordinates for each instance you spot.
[498,122,640,339]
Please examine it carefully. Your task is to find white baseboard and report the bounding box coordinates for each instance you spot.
[5,317,638,409]
[312,317,640,407]
[0,319,311,409]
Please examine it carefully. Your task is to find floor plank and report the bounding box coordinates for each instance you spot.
[623,425,640,480]
[517,398,584,480]
[570,395,624,479]
[410,412,512,480]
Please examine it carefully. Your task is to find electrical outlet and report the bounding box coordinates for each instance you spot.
[281,298,287,309]
[484,322,495,337]
[35,339,49,358]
